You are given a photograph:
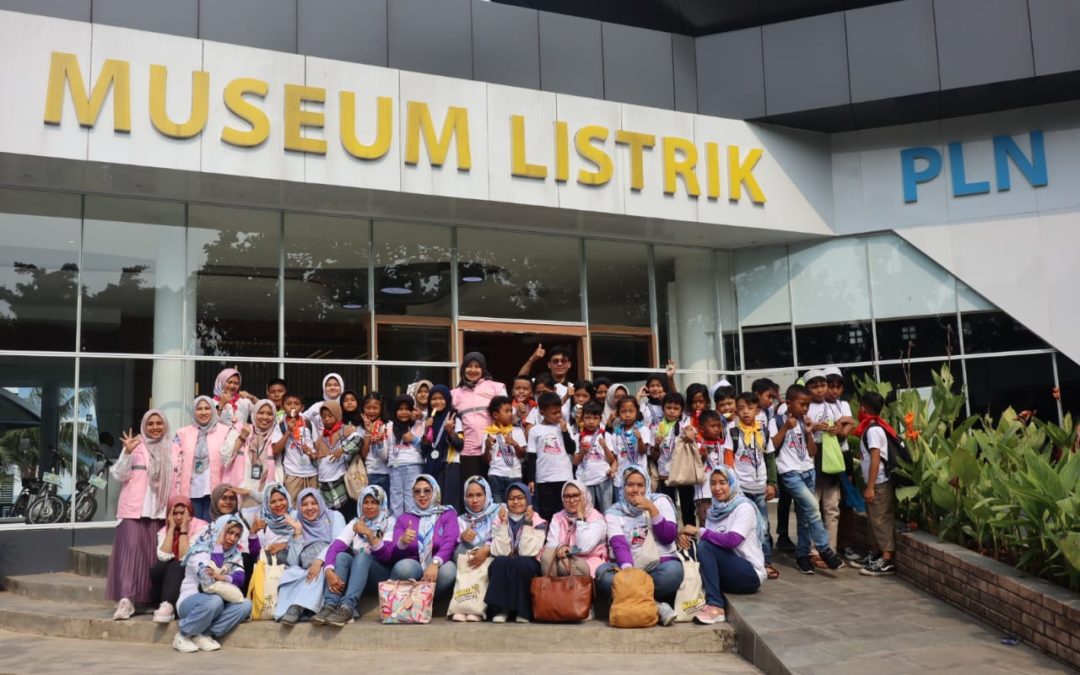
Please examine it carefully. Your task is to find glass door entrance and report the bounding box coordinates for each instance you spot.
[458,320,588,385]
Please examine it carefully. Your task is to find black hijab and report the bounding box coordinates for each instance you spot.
[458,352,492,390]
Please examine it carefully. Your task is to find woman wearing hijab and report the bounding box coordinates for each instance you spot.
[274,487,347,625]
[213,367,257,427]
[485,482,546,623]
[389,474,460,601]
[304,372,345,436]
[250,482,296,564]
[222,399,279,509]
[315,485,397,627]
[679,466,765,625]
[340,390,363,427]
[208,483,257,593]
[173,514,252,653]
[594,465,684,626]
[314,400,361,514]
[451,352,507,490]
[108,410,175,620]
[407,379,433,421]
[149,496,209,623]
[603,383,630,429]
[422,384,464,512]
[540,480,607,580]
[450,476,501,621]
[172,396,240,521]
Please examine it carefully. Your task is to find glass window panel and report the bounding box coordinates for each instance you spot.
[193,361,282,403]
[824,365,876,400]
[284,213,370,360]
[1056,353,1080,423]
[584,240,649,327]
[187,206,280,357]
[0,356,76,525]
[590,334,652,369]
[587,370,650,397]
[868,234,957,319]
[875,315,959,362]
[0,188,80,352]
[81,197,186,354]
[282,364,371,410]
[795,321,872,365]
[377,365,455,400]
[457,228,581,321]
[789,239,870,325]
[77,357,189,522]
[377,323,451,362]
[961,311,1048,354]
[742,325,794,370]
[655,246,717,371]
[878,361,963,393]
[717,251,739,371]
[373,221,452,319]
[965,355,1054,420]
[734,246,790,327]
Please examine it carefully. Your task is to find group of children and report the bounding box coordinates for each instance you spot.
[193,359,898,581]
[104,354,900,652]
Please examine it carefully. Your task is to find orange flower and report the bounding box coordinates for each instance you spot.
[903,412,915,427]
[903,411,920,441]
[905,427,921,441]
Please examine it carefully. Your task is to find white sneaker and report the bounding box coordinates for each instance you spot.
[585,609,595,621]
[152,602,175,623]
[112,598,134,621]
[191,635,221,652]
[491,613,508,623]
[451,613,467,622]
[515,616,530,624]
[172,633,199,653]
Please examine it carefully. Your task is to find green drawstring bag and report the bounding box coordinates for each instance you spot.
[821,431,846,475]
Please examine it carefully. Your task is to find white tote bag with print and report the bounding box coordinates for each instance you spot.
[673,547,706,622]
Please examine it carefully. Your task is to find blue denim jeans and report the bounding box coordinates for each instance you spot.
[390,558,458,599]
[177,593,252,638]
[389,464,422,516]
[594,559,684,604]
[779,470,830,557]
[745,491,772,564]
[486,474,517,503]
[695,539,760,608]
[587,478,614,514]
[324,551,392,611]
[368,473,390,494]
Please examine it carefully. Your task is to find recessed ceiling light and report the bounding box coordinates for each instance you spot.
[341,302,364,309]
[380,286,412,295]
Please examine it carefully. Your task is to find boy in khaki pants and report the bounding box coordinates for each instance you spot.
[854,392,896,576]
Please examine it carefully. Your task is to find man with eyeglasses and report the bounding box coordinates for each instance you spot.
[518,344,576,399]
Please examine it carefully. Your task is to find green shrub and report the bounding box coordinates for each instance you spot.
[852,365,1080,591]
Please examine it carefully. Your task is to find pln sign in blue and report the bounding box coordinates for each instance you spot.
[900,131,1048,203]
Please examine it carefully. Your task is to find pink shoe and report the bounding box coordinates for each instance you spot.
[694,605,726,625]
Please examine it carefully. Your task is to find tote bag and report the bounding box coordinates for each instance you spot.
[630,519,660,572]
[530,559,593,623]
[344,453,369,500]
[821,433,846,475]
[672,547,706,622]
[666,438,705,487]
[247,551,285,620]
[447,552,492,617]
[378,580,435,624]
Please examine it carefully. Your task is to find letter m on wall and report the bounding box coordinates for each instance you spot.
[43,52,131,132]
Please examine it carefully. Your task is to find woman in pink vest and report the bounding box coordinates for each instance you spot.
[108,409,174,620]
[451,352,506,496]
[171,396,239,522]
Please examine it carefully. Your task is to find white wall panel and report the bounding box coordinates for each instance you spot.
[789,238,871,325]
[87,24,203,172]
[735,246,791,327]
[200,40,305,182]
[618,102,696,223]
[0,12,90,160]
[552,93,624,216]
[304,57,401,194]
[486,83,558,208]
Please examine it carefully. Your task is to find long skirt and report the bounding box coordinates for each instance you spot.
[274,566,327,619]
[484,555,541,621]
[106,517,162,603]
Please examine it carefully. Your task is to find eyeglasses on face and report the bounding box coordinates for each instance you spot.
[548,358,569,365]
[562,492,581,500]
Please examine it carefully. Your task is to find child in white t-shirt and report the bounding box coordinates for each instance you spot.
[527,392,576,523]
[272,393,318,504]
[602,396,653,494]
[572,400,616,513]
[484,395,527,503]
[693,410,732,525]
[731,392,778,579]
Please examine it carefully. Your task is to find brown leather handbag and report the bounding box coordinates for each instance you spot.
[530,559,594,623]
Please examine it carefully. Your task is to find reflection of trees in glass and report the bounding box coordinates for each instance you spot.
[0,263,78,350]
[0,388,92,480]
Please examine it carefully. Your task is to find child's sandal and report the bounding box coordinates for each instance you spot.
[766,565,780,579]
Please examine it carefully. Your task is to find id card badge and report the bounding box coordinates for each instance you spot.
[250,464,263,480]
[193,459,206,474]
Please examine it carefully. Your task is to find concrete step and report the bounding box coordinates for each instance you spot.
[0,592,734,653]
[5,573,110,607]
[68,546,111,578]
